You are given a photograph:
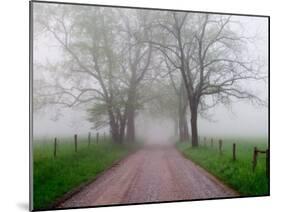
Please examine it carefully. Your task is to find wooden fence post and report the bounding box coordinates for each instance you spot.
[252,146,258,171]
[219,139,223,155]
[232,143,236,161]
[96,132,99,144]
[54,137,57,158]
[266,149,269,177]
[74,134,78,152]
[211,138,213,148]
[88,132,91,146]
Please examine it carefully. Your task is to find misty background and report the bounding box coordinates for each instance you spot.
[33,3,268,143]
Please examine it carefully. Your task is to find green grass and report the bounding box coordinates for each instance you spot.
[176,137,269,196]
[33,136,138,210]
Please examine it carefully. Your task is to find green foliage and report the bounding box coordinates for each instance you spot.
[33,137,137,210]
[176,137,269,196]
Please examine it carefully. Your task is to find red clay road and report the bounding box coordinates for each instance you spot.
[58,145,238,208]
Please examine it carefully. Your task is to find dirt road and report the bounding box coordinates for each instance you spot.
[58,145,238,208]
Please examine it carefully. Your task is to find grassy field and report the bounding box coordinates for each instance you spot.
[176,137,269,196]
[33,136,138,210]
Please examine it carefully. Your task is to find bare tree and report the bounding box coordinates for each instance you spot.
[34,5,157,143]
[151,12,267,147]
[34,4,128,143]
[165,59,189,142]
[117,10,154,142]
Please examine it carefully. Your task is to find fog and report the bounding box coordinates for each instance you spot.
[32,3,268,143]
[34,101,267,140]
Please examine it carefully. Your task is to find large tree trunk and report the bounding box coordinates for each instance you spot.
[126,107,135,142]
[178,91,189,142]
[108,109,125,144]
[178,88,184,142]
[179,113,185,142]
[119,117,126,144]
[110,121,121,144]
[179,108,189,142]
[126,85,137,143]
[182,115,189,141]
[190,102,199,147]
[174,116,178,137]
[178,112,183,142]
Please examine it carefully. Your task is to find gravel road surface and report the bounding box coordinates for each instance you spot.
[58,145,238,208]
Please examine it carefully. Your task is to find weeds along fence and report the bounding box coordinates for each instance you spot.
[52,132,106,158]
[200,137,269,177]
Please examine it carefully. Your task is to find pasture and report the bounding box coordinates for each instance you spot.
[177,137,269,196]
[33,136,138,209]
